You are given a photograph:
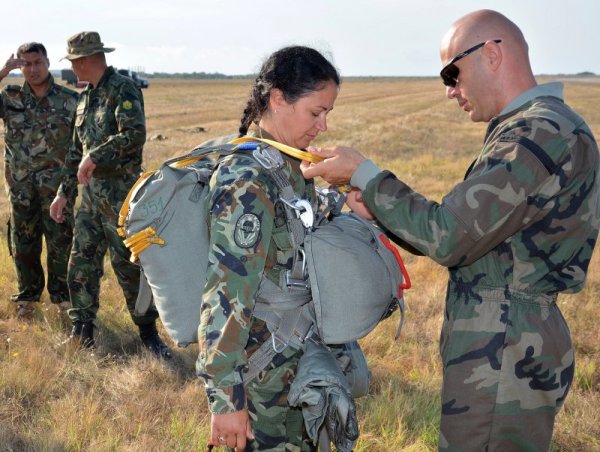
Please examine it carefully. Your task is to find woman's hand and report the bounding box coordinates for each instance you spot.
[210,409,254,451]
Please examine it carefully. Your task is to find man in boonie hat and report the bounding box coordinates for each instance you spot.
[51,31,172,359]
[62,31,115,61]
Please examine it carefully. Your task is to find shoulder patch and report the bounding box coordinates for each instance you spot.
[122,100,133,110]
[234,213,261,248]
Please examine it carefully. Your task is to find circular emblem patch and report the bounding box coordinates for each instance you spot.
[234,213,261,248]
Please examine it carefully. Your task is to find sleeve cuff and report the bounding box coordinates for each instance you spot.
[57,183,76,200]
[205,383,247,414]
[351,159,382,191]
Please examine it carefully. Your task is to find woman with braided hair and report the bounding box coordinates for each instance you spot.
[196,46,340,451]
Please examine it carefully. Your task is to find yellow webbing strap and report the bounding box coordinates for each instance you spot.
[119,138,323,259]
[229,136,325,164]
[117,154,211,239]
[117,171,155,237]
[229,136,352,192]
[170,155,206,168]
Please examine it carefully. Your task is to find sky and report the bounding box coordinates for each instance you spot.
[3,0,599,77]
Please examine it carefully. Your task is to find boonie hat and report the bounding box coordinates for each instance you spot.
[63,31,114,60]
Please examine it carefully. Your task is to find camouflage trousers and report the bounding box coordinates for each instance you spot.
[439,281,573,452]
[68,174,158,325]
[243,350,315,451]
[218,321,315,451]
[5,168,74,303]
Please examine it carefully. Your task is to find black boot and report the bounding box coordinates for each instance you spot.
[139,323,172,359]
[69,320,95,348]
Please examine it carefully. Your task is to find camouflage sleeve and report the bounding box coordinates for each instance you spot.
[362,125,560,267]
[0,90,5,119]
[88,83,145,171]
[197,156,276,414]
[56,126,82,199]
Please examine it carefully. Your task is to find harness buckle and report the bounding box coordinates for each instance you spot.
[271,333,288,354]
[301,324,319,344]
[296,199,314,228]
[285,270,309,289]
[252,144,284,170]
[279,197,314,228]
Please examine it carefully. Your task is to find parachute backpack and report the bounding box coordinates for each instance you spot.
[118,137,411,354]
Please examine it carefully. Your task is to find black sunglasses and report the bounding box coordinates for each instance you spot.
[440,39,502,87]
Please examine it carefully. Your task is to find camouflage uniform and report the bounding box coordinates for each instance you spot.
[57,67,158,325]
[0,75,77,304]
[352,83,600,451]
[196,135,317,451]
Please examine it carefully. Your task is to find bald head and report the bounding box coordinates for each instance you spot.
[442,10,528,59]
[440,9,537,120]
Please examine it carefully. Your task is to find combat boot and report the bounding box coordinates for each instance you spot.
[56,301,71,314]
[69,320,96,348]
[16,301,36,321]
[139,323,172,359]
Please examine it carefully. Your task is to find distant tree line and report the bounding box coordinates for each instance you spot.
[142,71,598,80]
[145,72,254,80]
[16,70,600,81]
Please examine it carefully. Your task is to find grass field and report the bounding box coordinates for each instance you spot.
[0,76,599,451]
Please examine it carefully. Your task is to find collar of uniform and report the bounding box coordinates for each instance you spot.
[499,82,564,117]
[88,65,115,90]
[250,127,304,170]
[250,127,274,142]
[248,128,312,195]
[22,73,55,98]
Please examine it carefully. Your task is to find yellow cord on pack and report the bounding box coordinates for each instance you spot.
[229,136,324,164]
[123,226,166,262]
[117,171,155,237]
[120,137,333,260]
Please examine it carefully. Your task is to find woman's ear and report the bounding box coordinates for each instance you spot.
[269,88,286,112]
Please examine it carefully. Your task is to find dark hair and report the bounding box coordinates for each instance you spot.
[239,46,340,136]
[17,42,48,58]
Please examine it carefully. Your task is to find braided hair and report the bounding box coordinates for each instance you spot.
[238,46,340,137]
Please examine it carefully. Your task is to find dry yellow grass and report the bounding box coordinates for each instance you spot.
[1,77,599,451]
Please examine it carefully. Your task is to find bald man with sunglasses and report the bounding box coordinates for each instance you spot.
[301,9,599,451]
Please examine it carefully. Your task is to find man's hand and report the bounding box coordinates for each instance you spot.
[209,409,254,451]
[50,195,68,223]
[0,54,26,80]
[77,154,96,186]
[300,146,366,185]
[345,188,374,220]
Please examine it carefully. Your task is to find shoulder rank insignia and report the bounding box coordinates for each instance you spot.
[122,100,133,110]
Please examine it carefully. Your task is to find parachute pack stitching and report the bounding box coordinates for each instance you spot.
[118,137,410,383]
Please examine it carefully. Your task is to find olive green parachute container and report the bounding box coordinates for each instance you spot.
[118,138,411,352]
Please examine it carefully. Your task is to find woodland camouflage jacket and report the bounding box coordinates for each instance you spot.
[57,66,145,199]
[353,82,600,295]
[0,75,78,182]
[197,147,316,414]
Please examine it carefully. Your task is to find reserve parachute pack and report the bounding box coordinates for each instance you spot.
[117,137,411,365]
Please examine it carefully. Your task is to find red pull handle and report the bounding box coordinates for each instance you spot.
[379,233,412,298]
